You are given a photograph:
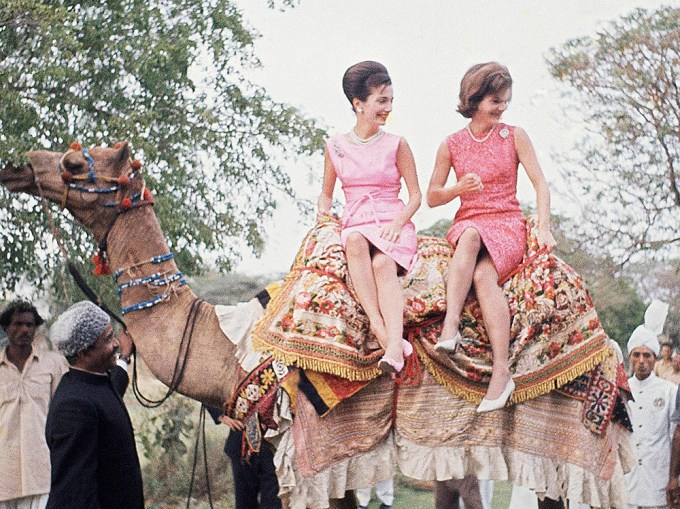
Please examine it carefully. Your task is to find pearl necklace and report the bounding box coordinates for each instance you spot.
[466,123,496,143]
[349,128,384,145]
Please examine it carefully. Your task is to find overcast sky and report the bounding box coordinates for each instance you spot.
[230,0,668,275]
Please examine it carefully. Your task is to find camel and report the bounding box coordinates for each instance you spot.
[1,142,633,508]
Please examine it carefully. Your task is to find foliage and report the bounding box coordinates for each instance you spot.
[134,392,233,506]
[139,393,195,463]
[547,6,680,264]
[0,0,326,297]
[418,218,450,238]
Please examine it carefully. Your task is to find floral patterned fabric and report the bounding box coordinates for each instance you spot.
[252,215,613,408]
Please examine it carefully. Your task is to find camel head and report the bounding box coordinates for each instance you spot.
[0,141,151,241]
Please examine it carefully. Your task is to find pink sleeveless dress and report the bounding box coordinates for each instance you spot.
[326,132,418,273]
[446,123,526,282]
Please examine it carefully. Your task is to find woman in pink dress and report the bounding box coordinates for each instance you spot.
[427,62,556,412]
[318,61,422,374]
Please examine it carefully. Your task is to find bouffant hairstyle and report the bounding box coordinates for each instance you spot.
[0,300,44,329]
[457,62,512,118]
[342,61,392,112]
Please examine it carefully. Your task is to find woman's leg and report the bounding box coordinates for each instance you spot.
[345,232,388,348]
[439,229,482,342]
[472,255,512,401]
[372,252,404,363]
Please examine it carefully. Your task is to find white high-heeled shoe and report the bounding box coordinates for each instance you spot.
[434,332,461,353]
[476,378,515,413]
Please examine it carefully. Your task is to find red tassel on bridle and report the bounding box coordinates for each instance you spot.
[92,250,112,276]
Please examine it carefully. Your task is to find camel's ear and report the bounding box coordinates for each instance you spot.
[112,141,131,166]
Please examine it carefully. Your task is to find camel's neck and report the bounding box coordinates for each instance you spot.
[102,204,239,407]
[106,205,179,300]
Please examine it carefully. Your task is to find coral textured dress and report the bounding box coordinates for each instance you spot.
[446,123,526,281]
[326,132,418,273]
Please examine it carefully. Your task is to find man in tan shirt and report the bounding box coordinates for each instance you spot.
[0,301,66,509]
[655,340,674,380]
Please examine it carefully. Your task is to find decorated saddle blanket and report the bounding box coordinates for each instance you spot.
[251,215,615,409]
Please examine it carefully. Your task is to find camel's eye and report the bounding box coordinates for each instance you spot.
[62,155,85,173]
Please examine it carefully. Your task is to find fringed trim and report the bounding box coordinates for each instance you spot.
[252,335,382,382]
[417,341,612,406]
[416,342,480,405]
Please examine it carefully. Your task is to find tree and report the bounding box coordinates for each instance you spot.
[628,258,680,343]
[0,0,325,295]
[547,6,679,265]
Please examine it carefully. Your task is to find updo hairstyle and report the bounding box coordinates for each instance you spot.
[342,61,392,112]
[457,62,512,118]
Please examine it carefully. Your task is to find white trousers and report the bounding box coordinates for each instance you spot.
[477,479,494,509]
[509,486,539,509]
[0,494,48,509]
[356,477,394,507]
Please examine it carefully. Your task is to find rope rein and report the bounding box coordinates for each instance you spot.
[131,298,204,408]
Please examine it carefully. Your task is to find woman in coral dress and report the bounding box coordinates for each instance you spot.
[427,62,556,412]
[318,61,422,374]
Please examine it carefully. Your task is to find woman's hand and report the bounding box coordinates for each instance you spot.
[379,221,402,243]
[537,226,556,250]
[316,208,331,222]
[456,173,483,196]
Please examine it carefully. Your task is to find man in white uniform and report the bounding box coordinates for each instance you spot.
[625,299,675,509]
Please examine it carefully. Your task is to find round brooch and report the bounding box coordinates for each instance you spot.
[499,127,510,139]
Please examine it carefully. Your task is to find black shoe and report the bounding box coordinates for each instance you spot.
[379,504,392,509]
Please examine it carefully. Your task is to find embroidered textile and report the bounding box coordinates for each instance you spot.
[290,369,627,484]
[252,216,613,409]
[557,353,633,434]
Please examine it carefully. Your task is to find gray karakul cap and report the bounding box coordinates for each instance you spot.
[50,301,111,358]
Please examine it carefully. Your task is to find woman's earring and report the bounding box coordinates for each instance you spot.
[357,107,364,114]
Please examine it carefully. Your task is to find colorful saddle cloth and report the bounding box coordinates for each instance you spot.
[252,215,615,409]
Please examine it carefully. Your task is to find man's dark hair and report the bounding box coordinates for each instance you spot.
[0,300,45,328]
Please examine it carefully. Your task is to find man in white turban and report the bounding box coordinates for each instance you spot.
[44,301,143,509]
[624,299,676,509]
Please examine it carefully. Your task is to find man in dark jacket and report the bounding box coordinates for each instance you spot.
[45,301,143,509]
[206,406,281,509]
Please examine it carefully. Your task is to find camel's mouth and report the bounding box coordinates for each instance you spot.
[0,163,36,193]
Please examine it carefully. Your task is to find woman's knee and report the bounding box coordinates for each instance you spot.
[372,253,397,277]
[472,261,498,290]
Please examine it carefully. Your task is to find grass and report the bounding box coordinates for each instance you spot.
[361,476,513,508]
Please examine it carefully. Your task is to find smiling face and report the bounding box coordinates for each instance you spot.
[354,84,394,128]
[472,88,512,125]
[79,323,119,373]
